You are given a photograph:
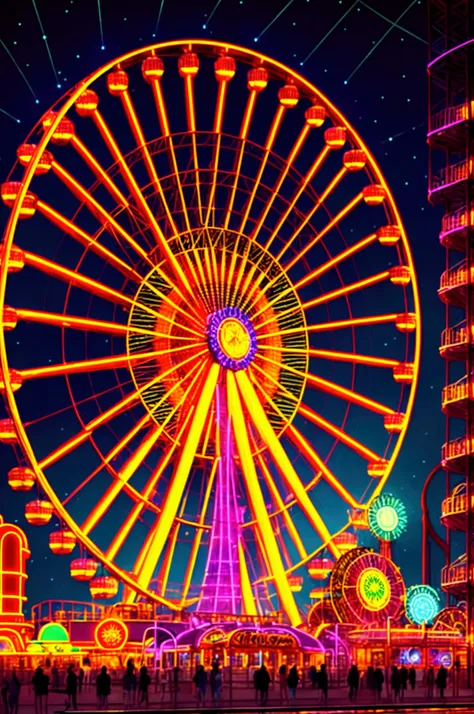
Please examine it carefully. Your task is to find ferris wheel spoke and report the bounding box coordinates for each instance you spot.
[182,74,203,224]
[14,308,193,340]
[258,344,400,369]
[106,386,202,562]
[234,369,339,561]
[181,454,219,605]
[256,312,405,341]
[226,369,302,626]
[248,363,361,510]
[38,348,208,470]
[92,110,194,297]
[256,351,395,416]
[250,123,311,246]
[51,161,155,268]
[36,201,140,282]
[255,270,392,332]
[238,539,258,615]
[70,135,129,207]
[294,233,378,292]
[298,403,380,462]
[274,167,347,263]
[62,411,152,506]
[18,346,202,381]
[256,451,307,560]
[82,424,162,536]
[119,90,181,234]
[204,80,228,227]
[265,145,331,254]
[238,104,286,237]
[222,90,257,230]
[283,193,364,271]
[127,362,220,599]
[82,356,208,537]
[148,78,193,235]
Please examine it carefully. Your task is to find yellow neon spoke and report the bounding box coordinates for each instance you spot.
[226,370,302,626]
[234,369,340,561]
[256,351,394,416]
[256,451,307,560]
[127,362,220,597]
[283,193,364,271]
[223,89,257,230]
[255,271,391,333]
[36,201,139,282]
[183,75,203,224]
[294,233,377,291]
[274,167,347,263]
[19,345,204,381]
[250,124,310,245]
[238,540,257,615]
[70,135,129,207]
[106,380,202,562]
[205,80,228,226]
[51,161,155,268]
[181,454,219,605]
[38,347,208,470]
[264,145,331,253]
[256,313,401,341]
[257,344,399,369]
[248,362,362,509]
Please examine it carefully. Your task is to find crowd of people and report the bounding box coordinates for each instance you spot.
[0,658,458,711]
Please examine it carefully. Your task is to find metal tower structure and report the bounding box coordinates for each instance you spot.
[427,0,474,676]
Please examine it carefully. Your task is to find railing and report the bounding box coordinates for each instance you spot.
[441,492,467,519]
[441,206,473,234]
[442,435,470,461]
[439,258,473,290]
[430,100,474,132]
[442,378,474,406]
[431,158,472,191]
[441,322,469,349]
[441,562,474,588]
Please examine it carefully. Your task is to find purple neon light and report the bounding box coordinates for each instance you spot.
[207,307,257,371]
[197,382,243,614]
[427,117,466,136]
[427,38,474,69]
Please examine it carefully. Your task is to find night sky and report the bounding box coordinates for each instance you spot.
[0,0,449,610]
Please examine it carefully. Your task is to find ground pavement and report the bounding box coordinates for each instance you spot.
[4,681,474,713]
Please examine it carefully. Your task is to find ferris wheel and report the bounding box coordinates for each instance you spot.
[0,40,420,627]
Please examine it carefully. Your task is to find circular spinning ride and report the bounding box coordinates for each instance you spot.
[0,40,420,626]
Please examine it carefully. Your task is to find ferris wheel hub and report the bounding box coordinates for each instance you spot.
[208,307,257,370]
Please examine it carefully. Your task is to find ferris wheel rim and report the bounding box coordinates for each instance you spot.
[0,39,421,612]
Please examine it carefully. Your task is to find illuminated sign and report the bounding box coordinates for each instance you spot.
[94,618,128,650]
[201,629,226,645]
[229,630,297,649]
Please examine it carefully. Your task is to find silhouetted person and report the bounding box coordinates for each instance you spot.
[65,665,78,711]
[278,665,288,703]
[426,667,435,698]
[436,665,447,699]
[374,668,384,700]
[193,665,207,705]
[32,667,49,714]
[7,670,20,714]
[210,663,222,702]
[318,664,328,701]
[309,666,317,690]
[139,666,151,707]
[400,665,408,700]
[122,664,137,709]
[287,665,299,700]
[347,665,359,700]
[96,666,111,710]
[255,665,270,704]
[390,666,401,702]
[408,666,416,691]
